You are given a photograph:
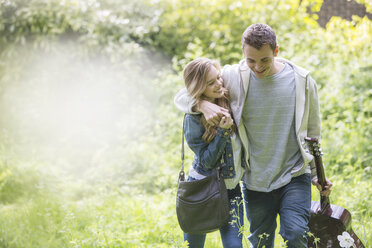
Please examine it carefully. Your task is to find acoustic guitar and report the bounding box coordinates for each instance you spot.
[305,137,365,248]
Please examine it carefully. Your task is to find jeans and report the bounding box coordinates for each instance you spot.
[242,173,311,248]
[184,183,244,248]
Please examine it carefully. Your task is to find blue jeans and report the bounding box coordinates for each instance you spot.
[242,173,311,248]
[184,183,244,248]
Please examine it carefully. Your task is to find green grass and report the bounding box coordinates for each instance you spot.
[0,188,186,248]
[0,165,370,248]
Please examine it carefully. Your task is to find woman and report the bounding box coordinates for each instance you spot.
[182,58,245,248]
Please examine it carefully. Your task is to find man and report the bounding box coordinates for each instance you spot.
[174,23,332,248]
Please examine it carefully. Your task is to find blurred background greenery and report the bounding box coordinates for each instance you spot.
[0,0,371,247]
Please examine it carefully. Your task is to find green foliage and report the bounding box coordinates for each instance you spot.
[318,18,372,174]
[0,0,371,247]
[150,0,325,70]
[0,0,159,50]
[0,0,173,187]
[0,188,188,247]
[151,0,372,175]
[0,140,42,203]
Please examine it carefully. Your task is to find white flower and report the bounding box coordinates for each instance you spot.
[337,231,355,248]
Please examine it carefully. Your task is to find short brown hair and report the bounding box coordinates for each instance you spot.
[241,23,277,52]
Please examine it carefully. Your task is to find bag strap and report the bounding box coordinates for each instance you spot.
[179,114,186,181]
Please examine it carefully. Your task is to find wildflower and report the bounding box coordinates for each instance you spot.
[337,231,355,248]
[229,219,237,227]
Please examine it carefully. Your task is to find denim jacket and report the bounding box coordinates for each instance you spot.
[184,114,236,179]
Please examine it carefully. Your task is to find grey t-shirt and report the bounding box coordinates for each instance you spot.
[242,63,304,192]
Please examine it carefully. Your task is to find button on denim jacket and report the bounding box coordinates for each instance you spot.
[184,114,236,179]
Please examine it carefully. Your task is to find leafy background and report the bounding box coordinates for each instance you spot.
[0,0,371,247]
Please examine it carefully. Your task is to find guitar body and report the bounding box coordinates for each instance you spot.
[308,201,365,248]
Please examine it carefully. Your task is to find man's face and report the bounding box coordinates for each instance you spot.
[243,44,279,78]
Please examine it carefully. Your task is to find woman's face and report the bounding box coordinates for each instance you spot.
[202,66,224,100]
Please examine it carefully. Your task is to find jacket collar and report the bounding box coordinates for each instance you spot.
[238,59,249,71]
[275,57,310,78]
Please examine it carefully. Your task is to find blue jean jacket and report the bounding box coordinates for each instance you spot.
[184,114,236,179]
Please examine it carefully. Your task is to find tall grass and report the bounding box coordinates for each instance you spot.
[0,162,369,247]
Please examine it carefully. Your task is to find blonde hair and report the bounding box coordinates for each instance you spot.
[183,58,235,143]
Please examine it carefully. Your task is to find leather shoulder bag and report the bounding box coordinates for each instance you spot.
[176,115,230,234]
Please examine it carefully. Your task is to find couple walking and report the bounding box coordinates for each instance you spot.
[174,23,332,248]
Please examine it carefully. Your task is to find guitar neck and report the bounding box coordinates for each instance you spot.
[305,137,330,210]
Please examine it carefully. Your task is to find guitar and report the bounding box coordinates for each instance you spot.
[305,137,365,248]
